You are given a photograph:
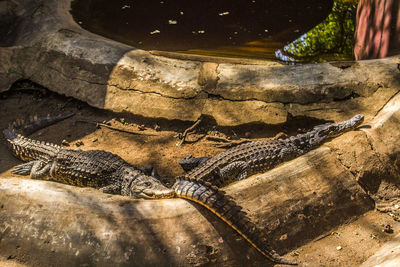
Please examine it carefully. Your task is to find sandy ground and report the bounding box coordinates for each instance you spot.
[285,211,400,266]
[1,82,399,266]
[0,81,325,187]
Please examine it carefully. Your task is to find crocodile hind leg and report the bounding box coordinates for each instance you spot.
[12,161,36,176]
[219,161,248,182]
[13,160,51,179]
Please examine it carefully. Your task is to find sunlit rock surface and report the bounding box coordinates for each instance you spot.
[3,91,400,265]
[0,0,399,125]
[1,1,400,265]
[361,233,400,267]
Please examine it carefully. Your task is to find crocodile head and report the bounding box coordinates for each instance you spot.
[313,114,364,139]
[121,169,175,199]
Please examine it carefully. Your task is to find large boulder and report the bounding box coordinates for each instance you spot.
[0,0,399,125]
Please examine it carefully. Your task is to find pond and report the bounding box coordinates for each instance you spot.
[70,0,359,63]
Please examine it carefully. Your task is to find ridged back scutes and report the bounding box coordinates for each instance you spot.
[54,149,128,186]
[5,132,60,162]
[184,138,287,183]
[185,115,365,184]
[4,113,75,162]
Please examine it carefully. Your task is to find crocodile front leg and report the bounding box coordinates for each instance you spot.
[99,184,122,194]
[30,160,52,179]
[140,166,161,179]
[179,155,210,172]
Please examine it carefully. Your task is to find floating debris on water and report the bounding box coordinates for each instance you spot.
[72,0,360,63]
[218,11,230,16]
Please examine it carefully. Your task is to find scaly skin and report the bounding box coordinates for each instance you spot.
[172,178,297,265]
[4,114,296,265]
[180,114,364,186]
[3,114,174,198]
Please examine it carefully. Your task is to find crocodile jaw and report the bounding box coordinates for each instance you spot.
[314,114,364,138]
[127,174,175,199]
[140,188,175,199]
[332,114,364,136]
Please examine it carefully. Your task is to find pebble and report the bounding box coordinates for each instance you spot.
[75,140,84,147]
[61,140,70,146]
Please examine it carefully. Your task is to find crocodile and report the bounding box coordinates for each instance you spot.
[3,113,174,198]
[4,113,296,265]
[179,114,364,186]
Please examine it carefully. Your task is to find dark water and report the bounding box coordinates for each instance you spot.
[71,0,359,63]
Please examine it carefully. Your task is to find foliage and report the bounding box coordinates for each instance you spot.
[282,0,359,62]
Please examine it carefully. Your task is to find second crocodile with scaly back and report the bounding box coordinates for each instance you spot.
[179,114,364,186]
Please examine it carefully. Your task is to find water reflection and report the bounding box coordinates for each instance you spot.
[71,0,333,62]
[276,0,359,63]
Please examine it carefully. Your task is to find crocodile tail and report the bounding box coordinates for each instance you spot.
[3,112,75,140]
[173,178,297,265]
[3,113,75,161]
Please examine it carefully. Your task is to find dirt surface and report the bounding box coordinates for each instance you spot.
[0,258,27,267]
[0,81,328,187]
[1,81,399,266]
[284,211,400,266]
